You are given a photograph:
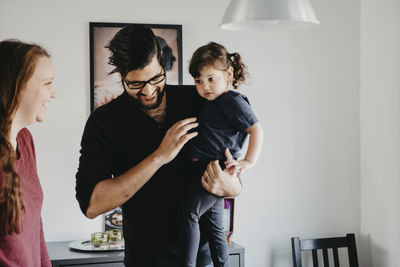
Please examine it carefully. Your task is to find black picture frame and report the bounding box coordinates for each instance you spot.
[89,22,183,111]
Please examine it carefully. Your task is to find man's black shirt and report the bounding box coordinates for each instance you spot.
[75,85,211,266]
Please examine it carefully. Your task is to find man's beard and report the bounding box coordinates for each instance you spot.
[129,86,165,110]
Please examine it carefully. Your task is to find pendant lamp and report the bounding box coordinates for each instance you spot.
[220,0,320,31]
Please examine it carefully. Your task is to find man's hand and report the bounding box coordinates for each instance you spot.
[201,149,242,197]
[154,117,198,165]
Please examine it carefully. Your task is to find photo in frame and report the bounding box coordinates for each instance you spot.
[104,207,123,231]
[89,22,182,111]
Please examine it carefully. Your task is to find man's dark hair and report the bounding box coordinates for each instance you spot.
[106,24,164,77]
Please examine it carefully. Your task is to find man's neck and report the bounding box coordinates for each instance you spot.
[142,93,167,123]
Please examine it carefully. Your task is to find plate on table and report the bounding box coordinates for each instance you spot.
[69,240,124,251]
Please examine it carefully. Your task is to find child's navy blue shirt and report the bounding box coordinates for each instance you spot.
[187,90,258,160]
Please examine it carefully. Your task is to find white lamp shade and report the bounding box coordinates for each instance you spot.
[220,0,320,31]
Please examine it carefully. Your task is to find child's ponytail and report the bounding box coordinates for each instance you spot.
[229,52,247,89]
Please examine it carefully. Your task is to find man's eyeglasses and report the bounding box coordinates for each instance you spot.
[122,71,166,90]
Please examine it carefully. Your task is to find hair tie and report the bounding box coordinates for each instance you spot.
[228,53,235,62]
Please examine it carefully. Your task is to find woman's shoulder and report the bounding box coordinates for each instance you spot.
[17,127,32,137]
[16,128,36,158]
[17,128,34,146]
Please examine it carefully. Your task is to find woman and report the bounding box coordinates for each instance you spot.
[0,40,57,266]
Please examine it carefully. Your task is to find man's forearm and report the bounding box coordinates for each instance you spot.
[86,152,164,219]
[85,117,199,219]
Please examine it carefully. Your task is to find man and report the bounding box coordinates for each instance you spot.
[75,25,241,266]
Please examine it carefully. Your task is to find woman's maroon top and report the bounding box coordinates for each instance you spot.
[0,128,51,267]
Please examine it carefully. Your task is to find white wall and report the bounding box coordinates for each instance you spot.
[360,0,400,266]
[0,0,361,266]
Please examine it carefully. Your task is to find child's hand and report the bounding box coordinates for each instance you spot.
[224,148,239,169]
[224,148,253,177]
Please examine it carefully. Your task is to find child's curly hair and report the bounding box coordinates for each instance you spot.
[189,42,247,89]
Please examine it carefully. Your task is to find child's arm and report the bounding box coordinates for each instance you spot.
[225,122,264,175]
[239,122,263,173]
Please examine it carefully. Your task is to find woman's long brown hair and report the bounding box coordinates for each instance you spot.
[0,40,49,236]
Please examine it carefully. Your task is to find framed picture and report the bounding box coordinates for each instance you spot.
[89,22,183,111]
[104,207,123,231]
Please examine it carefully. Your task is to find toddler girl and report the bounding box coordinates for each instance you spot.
[179,42,263,267]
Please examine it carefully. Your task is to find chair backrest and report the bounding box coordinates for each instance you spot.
[291,233,359,267]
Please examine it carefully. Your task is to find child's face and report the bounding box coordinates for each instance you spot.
[194,65,233,101]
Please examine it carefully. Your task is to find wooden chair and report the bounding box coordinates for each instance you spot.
[291,233,359,267]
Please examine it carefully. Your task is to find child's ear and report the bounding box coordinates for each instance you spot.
[226,66,234,81]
